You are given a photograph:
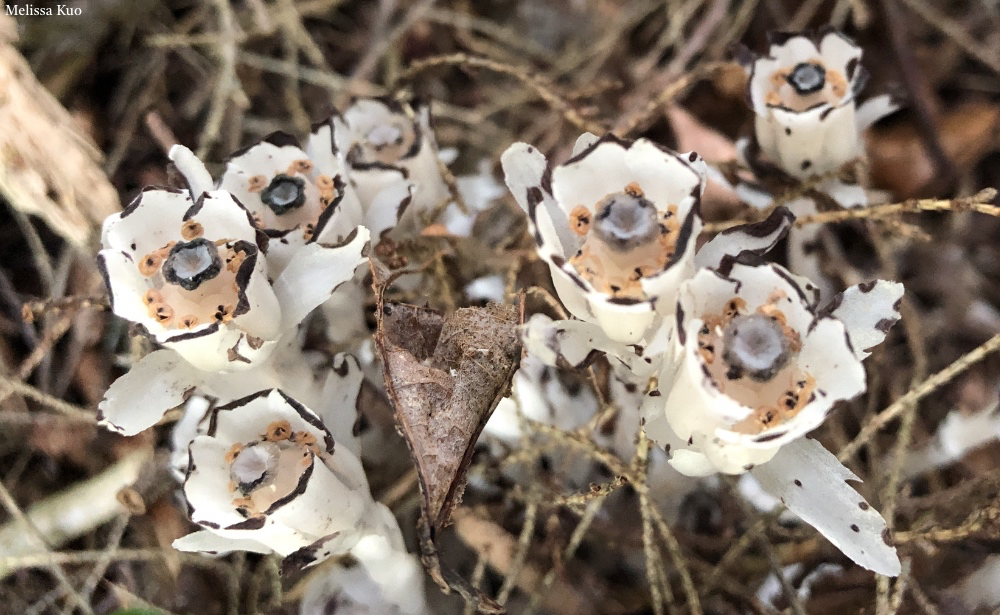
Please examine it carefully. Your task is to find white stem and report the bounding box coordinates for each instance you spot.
[0,449,150,579]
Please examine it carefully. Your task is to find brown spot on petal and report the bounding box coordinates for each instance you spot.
[568,205,591,236]
[225,443,244,463]
[624,181,643,197]
[143,289,163,306]
[215,304,235,323]
[316,174,334,190]
[288,159,314,175]
[828,68,848,98]
[139,253,163,276]
[247,175,267,192]
[181,220,204,240]
[179,315,200,329]
[264,420,292,442]
[150,303,174,325]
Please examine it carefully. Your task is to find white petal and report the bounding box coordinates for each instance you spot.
[169,145,215,200]
[822,179,868,209]
[321,267,369,345]
[170,396,213,479]
[818,30,862,74]
[756,104,859,179]
[735,183,777,211]
[750,438,900,576]
[272,227,370,327]
[906,403,1000,477]
[769,34,820,67]
[552,139,633,214]
[171,529,274,555]
[350,534,429,613]
[694,206,794,269]
[164,326,277,373]
[519,313,655,377]
[572,132,600,156]
[747,57,782,115]
[856,94,900,132]
[102,189,191,258]
[364,182,415,240]
[827,280,904,360]
[464,274,506,304]
[317,353,364,457]
[98,349,202,436]
[305,119,342,176]
[588,298,657,344]
[187,191,258,246]
[952,554,1000,609]
[97,249,159,332]
[283,531,361,572]
[500,142,549,215]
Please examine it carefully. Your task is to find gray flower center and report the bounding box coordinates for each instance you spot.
[721,313,793,382]
[787,62,826,96]
[367,123,405,149]
[162,238,222,291]
[261,174,306,215]
[230,441,280,493]
[592,191,660,252]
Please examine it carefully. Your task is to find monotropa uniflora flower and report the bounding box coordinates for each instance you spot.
[174,389,400,569]
[97,185,369,435]
[641,262,904,575]
[502,133,706,343]
[332,97,450,235]
[737,28,898,209]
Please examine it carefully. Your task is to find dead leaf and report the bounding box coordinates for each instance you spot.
[867,101,1000,198]
[372,258,520,613]
[665,104,738,163]
[0,14,119,245]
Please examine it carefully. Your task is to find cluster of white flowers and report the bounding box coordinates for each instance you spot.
[499,28,905,577]
[95,97,492,613]
[96,26,911,610]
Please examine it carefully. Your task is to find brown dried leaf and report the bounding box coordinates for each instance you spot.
[867,101,1000,198]
[375,293,520,529]
[372,259,519,613]
[0,15,119,245]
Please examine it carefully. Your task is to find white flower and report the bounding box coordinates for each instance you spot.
[502,133,706,343]
[644,261,902,476]
[332,97,449,235]
[165,349,367,478]
[739,28,897,187]
[300,534,430,615]
[97,185,369,434]
[98,188,282,372]
[173,389,398,569]
[635,261,903,575]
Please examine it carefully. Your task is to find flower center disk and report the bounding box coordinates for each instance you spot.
[721,313,793,382]
[230,441,280,492]
[567,185,681,299]
[355,120,416,166]
[592,191,660,251]
[162,238,223,291]
[261,174,307,215]
[787,62,826,95]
